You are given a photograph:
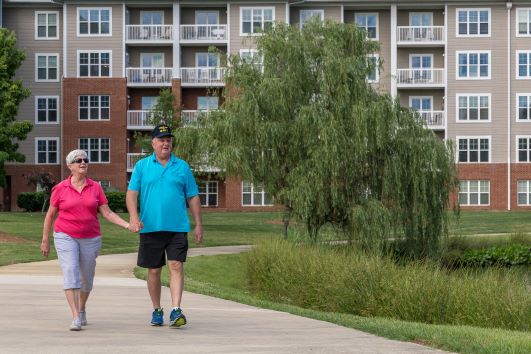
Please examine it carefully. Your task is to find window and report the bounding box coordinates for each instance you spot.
[300,9,324,28]
[517,51,531,78]
[79,138,110,163]
[79,95,110,120]
[409,12,433,26]
[35,54,58,81]
[142,96,159,110]
[459,180,489,206]
[140,11,163,25]
[196,11,218,25]
[517,9,531,36]
[517,94,531,120]
[517,180,531,205]
[242,181,272,206]
[35,96,59,124]
[457,51,490,79]
[197,96,219,110]
[141,53,164,68]
[458,137,490,163]
[199,181,218,206]
[241,7,274,35]
[78,51,111,77]
[99,180,111,190]
[457,9,490,36]
[457,94,490,121]
[78,8,111,35]
[35,11,58,39]
[367,55,379,83]
[35,138,59,164]
[355,13,378,39]
[410,54,433,82]
[517,136,531,162]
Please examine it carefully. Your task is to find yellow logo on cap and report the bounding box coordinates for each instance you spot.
[159,126,169,132]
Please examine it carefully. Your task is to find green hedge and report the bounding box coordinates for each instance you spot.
[106,192,126,212]
[463,244,531,267]
[17,192,46,212]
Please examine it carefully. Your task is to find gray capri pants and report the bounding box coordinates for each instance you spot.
[54,232,101,292]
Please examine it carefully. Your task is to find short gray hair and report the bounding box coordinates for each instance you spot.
[65,149,88,164]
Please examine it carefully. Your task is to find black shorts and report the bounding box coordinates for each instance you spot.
[137,232,189,268]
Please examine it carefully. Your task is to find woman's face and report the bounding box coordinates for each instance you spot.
[68,155,89,175]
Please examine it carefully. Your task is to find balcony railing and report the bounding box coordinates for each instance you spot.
[181,110,216,127]
[126,25,173,42]
[127,153,146,172]
[416,110,445,129]
[396,69,445,87]
[127,110,155,130]
[180,67,225,86]
[126,68,172,86]
[180,25,227,41]
[397,26,445,44]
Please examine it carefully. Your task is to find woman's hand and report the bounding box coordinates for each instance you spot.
[41,238,50,257]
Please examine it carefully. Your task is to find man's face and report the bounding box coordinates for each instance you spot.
[152,137,172,159]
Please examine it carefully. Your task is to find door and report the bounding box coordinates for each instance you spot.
[141,53,164,82]
[196,11,220,39]
[410,96,433,123]
[409,13,433,40]
[196,53,219,81]
[410,54,433,82]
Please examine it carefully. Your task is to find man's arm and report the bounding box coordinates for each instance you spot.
[188,195,203,245]
[126,190,143,231]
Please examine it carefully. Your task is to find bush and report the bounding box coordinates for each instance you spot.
[463,244,531,267]
[246,239,531,331]
[17,192,45,212]
[106,192,126,212]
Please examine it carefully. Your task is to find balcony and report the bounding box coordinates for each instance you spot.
[127,68,172,87]
[127,153,146,172]
[416,110,445,130]
[396,69,445,88]
[127,110,155,130]
[397,26,445,46]
[180,25,227,43]
[180,67,225,87]
[181,110,216,127]
[125,25,173,44]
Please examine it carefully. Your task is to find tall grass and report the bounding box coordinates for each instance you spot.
[246,240,530,331]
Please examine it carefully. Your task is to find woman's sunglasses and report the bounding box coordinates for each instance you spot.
[72,158,89,164]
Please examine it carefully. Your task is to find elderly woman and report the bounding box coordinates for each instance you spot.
[41,149,138,331]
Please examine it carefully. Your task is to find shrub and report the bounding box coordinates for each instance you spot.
[16,192,45,212]
[463,244,531,267]
[106,192,126,212]
[246,239,531,331]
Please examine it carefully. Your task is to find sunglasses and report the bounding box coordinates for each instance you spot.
[72,158,89,164]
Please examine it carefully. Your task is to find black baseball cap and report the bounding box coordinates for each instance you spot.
[151,124,173,138]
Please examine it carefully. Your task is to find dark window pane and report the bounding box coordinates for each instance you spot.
[90,151,99,162]
[100,151,109,162]
[38,111,47,122]
[48,110,57,122]
[469,151,478,162]
[101,108,109,119]
[208,194,217,206]
[80,108,88,120]
[480,151,488,162]
[480,23,488,34]
[459,23,467,34]
[199,194,207,206]
[519,151,528,162]
[470,194,479,205]
[80,23,88,34]
[459,151,467,162]
[242,194,251,205]
[458,193,468,205]
[90,22,99,34]
[480,193,489,205]
[90,65,99,76]
[49,26,57,37]
[80,65,88,76]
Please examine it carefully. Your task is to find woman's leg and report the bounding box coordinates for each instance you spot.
[78,236,102,323]
[54,232,81,320]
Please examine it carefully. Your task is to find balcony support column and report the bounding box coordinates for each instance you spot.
[390,4,397,98]
[173,1,180,79]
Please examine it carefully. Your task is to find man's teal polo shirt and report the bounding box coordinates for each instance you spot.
[128,153,199,233]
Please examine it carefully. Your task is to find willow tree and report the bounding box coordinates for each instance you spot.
[173,20,457,258]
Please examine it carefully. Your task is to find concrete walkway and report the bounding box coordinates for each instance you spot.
[0,246,451,354]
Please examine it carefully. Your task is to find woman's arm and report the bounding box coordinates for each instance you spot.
[98,204,138,232]
[41,205,58,257]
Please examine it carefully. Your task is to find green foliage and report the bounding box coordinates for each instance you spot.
[246,240,531,331]
[173,20,457,258]
[16,192,45,212]
[462,244,530,267]
[0,28,32,187]
[105,192,126,212]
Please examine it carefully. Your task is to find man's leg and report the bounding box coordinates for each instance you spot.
[147,267,162,309]
[168,261,184,308]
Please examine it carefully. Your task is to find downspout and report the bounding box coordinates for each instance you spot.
[507,2,512,210]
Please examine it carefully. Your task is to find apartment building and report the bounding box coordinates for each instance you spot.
[1,0,530,211]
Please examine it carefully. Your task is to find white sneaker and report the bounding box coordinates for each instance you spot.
[79,311,87,326]
[69,318,82,331]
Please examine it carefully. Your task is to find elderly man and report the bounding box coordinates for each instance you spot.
[126,124,203,328]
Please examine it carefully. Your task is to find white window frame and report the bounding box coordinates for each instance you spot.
[241,181,273,206]
[240,7,275,36]
[78,138,111,164]
[459,180,490,206]
[35,96,59,124]
[77,50,112,77]
[35,11,59,40]
[77,7,112,37]
[408,12,433,26]
[517,180,531,205]
[409,53,433,69]
[35,53,59,82]
[367,54,379,83]
[354,12,378,40]
[516,135,531,163]
[456,51,491,80]
[456,94,491,122]
[79,95,110,121]
[516,50,531,79]
[456,8,491,37]
[299,9,324,28]
[199,181,219,207]
[516,8,531,37]
[517,93,531,121]
[409,96,433,110]
[456,136,491,163]
[140,10,164,25]
[35,137,59,165]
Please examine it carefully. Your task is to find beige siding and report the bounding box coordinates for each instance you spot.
[447,5,509,163]
[128,8,173,25]
[229,3,286,54]
[181,7,227,25]
[66,4,124,77]
[128,47,173,67]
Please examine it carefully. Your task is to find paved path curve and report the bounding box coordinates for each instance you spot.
[0,246,451,354]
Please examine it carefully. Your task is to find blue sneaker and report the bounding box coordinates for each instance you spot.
[169,308,187,328]
[151,308,164,326]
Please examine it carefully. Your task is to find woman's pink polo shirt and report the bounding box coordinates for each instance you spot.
[50,176,108,239]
